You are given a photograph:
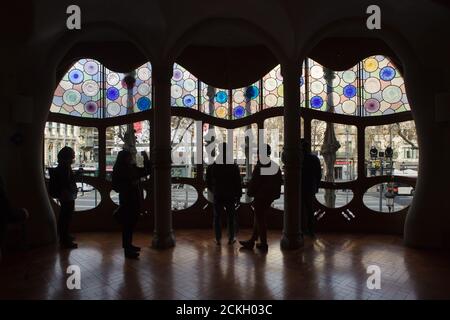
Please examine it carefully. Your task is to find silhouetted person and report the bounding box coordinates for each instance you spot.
[301,139,322,237]
[112,150,150,259]
[206,143,242,245]
[50,147,79,249]
[240,144,282,251]
[0,176,28,260]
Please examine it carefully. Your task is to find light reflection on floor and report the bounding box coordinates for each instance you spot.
[1,230,449,300]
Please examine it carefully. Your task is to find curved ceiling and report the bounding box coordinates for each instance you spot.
[58,36,402,88]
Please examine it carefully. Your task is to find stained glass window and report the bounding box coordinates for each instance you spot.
[51,59,102,118]
[262,65,284,109]
[362,55,410,116]
[306,58,358,115]
[305,56,409,116]
[51,59,152,118]
[307,59,327,112]
[200,83,230,119]
[105,62,152,117]
[231,82,260,119]
[51,57,409,119]
[171,64,198,109]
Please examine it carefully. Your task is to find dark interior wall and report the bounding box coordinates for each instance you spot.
[1,0,450,248]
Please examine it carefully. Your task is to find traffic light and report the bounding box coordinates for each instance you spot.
[370,146,378,159]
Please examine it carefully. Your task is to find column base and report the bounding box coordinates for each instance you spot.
[280,231,304,250]
[152,230,176,249]
[404,213,448,249]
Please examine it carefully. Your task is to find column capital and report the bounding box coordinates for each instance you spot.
[152,63,173,83]
[280,61,302,79]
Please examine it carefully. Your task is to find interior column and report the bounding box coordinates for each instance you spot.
[151,63,175,249]
[280,62,303,250]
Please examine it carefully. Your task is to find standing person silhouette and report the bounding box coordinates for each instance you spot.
[240,144,282,251]
[112,150,150,259]
[301,139,322,237]
[51,147,79,249]
[206,143,242,245]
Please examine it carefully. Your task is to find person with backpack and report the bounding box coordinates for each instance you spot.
[239,144,282,251]
[206,143,242,245]
[112,150,150,259]
[49,147,79,249]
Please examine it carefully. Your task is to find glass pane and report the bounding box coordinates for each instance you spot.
[106,121,151,177]
[231,83,260,119]
[51,59,102,118]
[262,65,284,109]
[362,55,410,116]
[363,183,414,213]
[316,189,353,209]
[51,59,152,118]
[310,121,357,182]
[263,117,285,210]
[202,124,230,166]
[74,183,101,212]
[263,117,284,167]
[105,62,152,117]
[172,184,198,210]
[307,58,358,115]
[171,63,198,108]
[200,83,230,119]
[171,117,199,178]
[307,58,327,112]
[44,123,99,176]
[365,121,418,177]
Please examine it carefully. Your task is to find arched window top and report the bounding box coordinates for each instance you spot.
[51,58,152,118]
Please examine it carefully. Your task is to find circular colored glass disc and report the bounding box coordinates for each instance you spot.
[380,66,396,81]
[234,106,245,118]
[310,96,323,109]
[172,69,183,81]
[137,97,151,111]
[84,101,98,114]
[183,95,196,108]
[245,86,260,100]
[107,87,120,101]
[84,61,99,75]
[215,91,228,104]
[264,78,277,92]
[69,69,84,84]
[137,67,150,81]
[310,65,324,79]
[63,89,81,106]
[342,100,356,114]
[82,80,99,97]
[138,83,151,96]
[364,98,380,113]
[343,85,357,98]
[310,81,324,94]
[364,58,379,72]
[265,94,277,107]
[215,106,228,118]
[107,102,121,116]
[382,85,402,104]
[107,72,120,86]
[364,77,381,94]
[184,79,196,92]
[342,70,356,83]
